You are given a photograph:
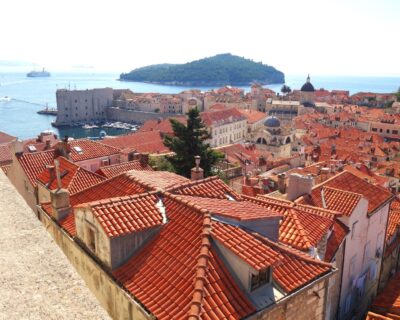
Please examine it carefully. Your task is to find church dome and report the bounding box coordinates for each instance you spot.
[301,74,315,92]
[264,116,280,128]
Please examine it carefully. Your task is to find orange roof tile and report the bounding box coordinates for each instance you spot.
[102,131,170,154]
[212,221,282,270]
[371,272,400,317]
[237,109,267,124]
[96,160,153,178]
[169,176,242,200]
[138,116,187,135]
[81,193,164,238]
[0,144,12,165]
[17,149,56,186]
[0,131,16,144]
[365,311,394,320]
[37,157,105,194]
[201,108,246,127]
[300,171,393,215]
[113,195,255,320]
[175,194,282,222]
[386,199,400,243]
[126,169,189,190]
[68,139,120,162]
[324,220,349,262]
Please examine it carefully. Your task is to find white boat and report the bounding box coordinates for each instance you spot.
[0,96,11,102]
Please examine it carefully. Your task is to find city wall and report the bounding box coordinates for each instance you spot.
[106,107,172,124]
[37,207,153,320]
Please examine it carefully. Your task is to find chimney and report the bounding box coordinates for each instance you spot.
[45,140,51,149]
[191,155,204,181]
[50,188,71,221]
[11,139,24,156]
[277,173,286,193]
[46,165,56,182]
[140,153,149,166]
[55,136,71,159]
[287,173,314,201]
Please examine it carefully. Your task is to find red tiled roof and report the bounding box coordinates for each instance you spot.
[365,312,394,320]
[299,186,362,217]
[0,144,12,165]
[371,272,400,318]
[324,220,349,262]
[59,212,76,237]
[386,199,400,244]
[17,149,56,186]
[126,169,189,190]
[175,194,282,222]
[80,193,164,238]
[237,109,267,124]
[96,160,153,178]
[0,131,16,144]
[37,157,105,194]
[138,116,187,135]
[102,131,170,154]
[300,171,393,215]
[201,108,246,127]
[1,164,11,175]
[212,221,282,270]
[169,176,242,200]
[113,195,255,320]
[68,139,120,162]
[247,196,337,252]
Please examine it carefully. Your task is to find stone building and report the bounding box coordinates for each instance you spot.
[55,88,113,126]
[254,116,294,157]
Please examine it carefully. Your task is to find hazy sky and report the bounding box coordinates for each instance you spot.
[1,0,399,76]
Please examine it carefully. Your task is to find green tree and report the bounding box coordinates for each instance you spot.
[164,108,223,177]
[281,84,291,96]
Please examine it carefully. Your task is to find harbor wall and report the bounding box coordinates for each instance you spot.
[105,107,173,124]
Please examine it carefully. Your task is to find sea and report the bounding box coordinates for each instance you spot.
[0,72,399,140]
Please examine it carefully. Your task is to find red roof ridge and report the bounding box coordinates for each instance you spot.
[163,192,210,215]
[253,232,333,269]
[288,208,312,249]
[167,175,219,192]
[293,202,342,217]
[188,212,212,319]
[322,185,363,199]
[310,170,349,190]
[75,190,159,209]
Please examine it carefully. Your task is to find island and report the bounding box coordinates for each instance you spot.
[119,53,285,86]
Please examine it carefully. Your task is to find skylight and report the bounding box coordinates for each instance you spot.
[27,145,37,152]
[225,194,235,201]
[73,146,83,154]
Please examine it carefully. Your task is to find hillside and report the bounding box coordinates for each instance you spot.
[120,54,284,86]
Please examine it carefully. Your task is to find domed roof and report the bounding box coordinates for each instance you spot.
[301,74,315,92]
[264,116,280,128]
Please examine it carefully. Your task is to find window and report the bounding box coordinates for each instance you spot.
[387,129,390,134]
[87,227,96,252]
[393,130,398,135]
[363,241,370,264]
[372,128,377,132]
[250,268,270,291]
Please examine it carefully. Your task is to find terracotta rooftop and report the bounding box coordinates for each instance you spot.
[0,131,16,144]
[201,108,246,127]
[237,109,267,124]
[365,312,394,320]
[299,171,393,216]
[37,157,105,194]
[247,196,336,251]
[102,131,170,154]
[113,195,255,320]
[17,149,56,186]
[175,194,282,222]
[0,144,12,165]
[324,220,349,262]
[370,272,400,318]
[96,160,153,178]
[386,199,400,258]
[126,169,189,190]
[169,175,242,200]
[68,139,120,162]
[79,193,164,238]
[138,116,187,135]
[212,221,282,270]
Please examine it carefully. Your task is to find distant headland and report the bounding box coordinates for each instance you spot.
[119,53,285,86]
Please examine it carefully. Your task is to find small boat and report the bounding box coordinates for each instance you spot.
[0,96,11,102]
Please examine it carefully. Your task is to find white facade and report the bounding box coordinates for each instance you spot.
[209,120,247,148]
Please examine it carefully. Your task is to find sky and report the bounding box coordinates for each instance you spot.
[0,0,399,76]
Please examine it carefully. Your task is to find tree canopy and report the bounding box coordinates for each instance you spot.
[120,53,284,86]
[163,108,223,177]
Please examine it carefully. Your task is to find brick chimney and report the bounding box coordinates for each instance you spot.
[140,153,149,166]
[287,173,314,201]
[46,164,56,182]
[277,173,286,193]
[50,159,70,220]
[55,136,71,159]
[191,156,204,181]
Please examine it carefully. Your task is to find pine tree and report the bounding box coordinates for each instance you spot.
[164,108,222,177]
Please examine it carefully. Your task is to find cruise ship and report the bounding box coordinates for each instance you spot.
[27,68,51,77]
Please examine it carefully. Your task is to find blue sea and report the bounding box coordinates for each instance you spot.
[0,72,399,140]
